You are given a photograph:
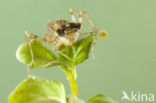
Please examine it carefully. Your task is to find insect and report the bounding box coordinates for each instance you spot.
[25,8,107,61]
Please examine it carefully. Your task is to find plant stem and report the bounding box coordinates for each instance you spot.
[62,66,78,96]
[68,73,78,96]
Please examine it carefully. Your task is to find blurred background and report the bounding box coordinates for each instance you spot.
[0,0,156,103]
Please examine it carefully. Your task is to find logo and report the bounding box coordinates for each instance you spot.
[121,91,155,102]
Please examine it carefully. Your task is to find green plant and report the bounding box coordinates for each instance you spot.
[8,18,117,103]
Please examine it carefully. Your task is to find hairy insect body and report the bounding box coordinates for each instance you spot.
[45,20,81,46]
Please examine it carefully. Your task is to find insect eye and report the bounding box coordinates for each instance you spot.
[57,29,65,36]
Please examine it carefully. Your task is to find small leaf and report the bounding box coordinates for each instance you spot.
[67,95,85,103]
[16,40,64,69]
[73,36,93,65]
[8,75,66,103]
[88,94,117,103]
[58,36,94,67]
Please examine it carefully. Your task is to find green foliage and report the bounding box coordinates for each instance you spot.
[88,94,117,103]
[67,95,85,103]
[58,36,93,67]
[8,75,66,103]
[9,31,117,103]
[16,40,65,69]
[16,36,93,69]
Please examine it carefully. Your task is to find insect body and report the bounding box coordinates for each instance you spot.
[45,20,81,46]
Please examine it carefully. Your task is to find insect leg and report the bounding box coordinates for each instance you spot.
[54,47,74,62]
[25,32,54,70]
[24,33,35,74]
[25,33,52,45]
[51,37,74,61]
[42,60,67,68]
[25,33,68,69]
[78,10,97,32]
[78,10,99,59]
[69,8,77,22]
[58,50,73,61]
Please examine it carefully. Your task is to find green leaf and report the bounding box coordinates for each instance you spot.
[67,95,85,103]
[8,75,66,103]
[73,36,93,65]
[88,94,117,103]
[16,40,65,68]
[58,45,74,69]
[58,35,93,67]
